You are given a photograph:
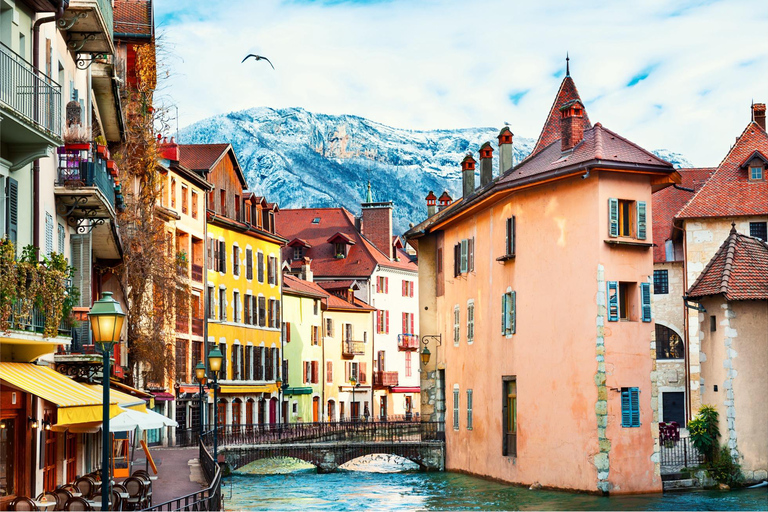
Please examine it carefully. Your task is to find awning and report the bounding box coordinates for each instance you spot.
[0,362,120,426]
[178,385,200,394]
[85,384,147,413]
[150,391,175,401]
[110,380,153,400]
[284,386,313,395]
[390,387,420,393]
[219,384,277,394]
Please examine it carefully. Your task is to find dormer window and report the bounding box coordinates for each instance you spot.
[312,217,320,224]
[293,246,304,260]
[327,232,355,259]
[335,242,346,258]
[750,166,764,181]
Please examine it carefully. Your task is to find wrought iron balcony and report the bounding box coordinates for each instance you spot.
[373,370,399,388]
[342,340,365,358]
[55,144,118,220]
[398,334,419,351]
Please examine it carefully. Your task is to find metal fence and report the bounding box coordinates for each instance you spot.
[660,436,705,469]
[0,41,61,137]
[57,148,116,209]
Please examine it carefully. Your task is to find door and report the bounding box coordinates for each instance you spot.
[258,399,266,424]
[43,425,57,491]
[351,401,360,421]
[312,397,319,422]
[327,400,335,422]
[269,397,277,424]
[380,396,387,421]
[340,402,346,421]
[662,392,685,425]
[405,396,413,420]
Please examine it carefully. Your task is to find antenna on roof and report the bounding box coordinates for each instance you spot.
[566,52,570,77]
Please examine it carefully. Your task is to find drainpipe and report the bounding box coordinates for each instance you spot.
[682,226,691,423]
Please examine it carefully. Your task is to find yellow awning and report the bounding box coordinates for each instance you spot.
[85,384,148,413]
[219,384,277,394]
[0,363,121,426]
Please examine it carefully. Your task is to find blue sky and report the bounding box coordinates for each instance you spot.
[155,0,767,165]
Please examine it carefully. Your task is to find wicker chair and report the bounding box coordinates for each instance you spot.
[122,477,146,510]
[36,492,59,508]
[131,470,152,506]
[9,497,36,511]
[63,496,92,510]
[110,488,123,511]
[74,476,96,500]
[54,488,74,510]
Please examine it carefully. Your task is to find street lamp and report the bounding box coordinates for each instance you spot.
[350,376,361,422]
[195,362,207,442]
[207,346,223,462]
[420,346,431,366]
[89,291,125,512]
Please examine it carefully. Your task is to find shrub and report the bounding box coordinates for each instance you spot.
[688,405,720,462]
[709,445,744,487]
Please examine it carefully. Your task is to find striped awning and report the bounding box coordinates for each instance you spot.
[0,362,121,426]
[85,384,147,413]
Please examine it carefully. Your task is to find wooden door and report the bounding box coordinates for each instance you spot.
[312,397,319,422]
[43,427,57,491]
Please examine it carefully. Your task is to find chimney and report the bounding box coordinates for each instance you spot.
[479,142,493,187]
[361,201,394,260]
[425,191,437,217]
[346,287,355,303]
[559,100,585,152]
[461,153,476,198]
[301,257,313,283]
[498,127,513,174]
[753,103,766,131]
[157,135,180,161]
[437,191,453,211]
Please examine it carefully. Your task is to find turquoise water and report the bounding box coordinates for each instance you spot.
[222,469,768,511]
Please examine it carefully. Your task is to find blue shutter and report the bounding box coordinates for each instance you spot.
[637,201,647,240]
[640,282,652,322]
[631,388,640,427]
[6,178,18,245]
[511,291,516,334]
[608,198,619,238]
[621,389,631,427]
[607,281,619,322]
[511,216,516,255]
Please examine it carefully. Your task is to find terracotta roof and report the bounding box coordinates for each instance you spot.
[178,144,230,171]
[282,274,329,299]
[687,226,768,300]
[326,294,376,312]
[287,238,311,248]
[114,0,152,37]
[530,76,592,156]
[652,167,715,262]
[276,208,417,278]
[677,122,768,219]
[316,280,359,291]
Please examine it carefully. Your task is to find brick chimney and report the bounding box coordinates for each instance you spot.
[753,103,766,131]
[361,199,394,260]
[157,135,180,161]
[461,153,476,198]
[425,191,437,217]
[301,257,313,282]
[498,127,513,174]
[346,287,355,303]
[559,100,585,152]
[479,142,494,187]
[437,191,453,212]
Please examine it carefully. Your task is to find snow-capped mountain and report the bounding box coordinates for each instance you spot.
[178,107,691,235]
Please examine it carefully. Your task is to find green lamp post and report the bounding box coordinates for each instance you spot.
[89,291,125,512]
[207,346,224,462]
[195,362,207,442]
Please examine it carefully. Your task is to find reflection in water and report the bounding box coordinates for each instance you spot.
[224,460,768,511]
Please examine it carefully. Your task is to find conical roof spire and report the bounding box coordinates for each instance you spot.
[365,181,373,203]
[566,52,570,77]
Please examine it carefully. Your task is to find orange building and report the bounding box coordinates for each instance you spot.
[405,69,679,494]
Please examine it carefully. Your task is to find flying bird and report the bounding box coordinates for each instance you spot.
[241,54,275,70]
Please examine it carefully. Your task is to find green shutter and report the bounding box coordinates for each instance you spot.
[6,178,18,245]
[637,201,647,240]
[640,282,652,322]
[511,291,516,334]
[460,239,468,273]
[501,293,507,334]
[608,198,619,238]
[607,281,619,322]
[621,388,631,427]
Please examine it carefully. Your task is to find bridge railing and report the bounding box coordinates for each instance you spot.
[140,434,221,511]
[213,420,444,445]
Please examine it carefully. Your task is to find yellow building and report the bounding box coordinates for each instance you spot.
[179,144,286,426]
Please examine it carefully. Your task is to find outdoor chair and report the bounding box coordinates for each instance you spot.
[53,488,74,510]
[110,488,123,511]
[122,476,146,510]
[74,476,96,499]
[35,492,59,509]
[63,496,91,511]
[9,496,36,510]
[131,471,152,505]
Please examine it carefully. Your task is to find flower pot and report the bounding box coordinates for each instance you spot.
[65,143,91,151]
[96,144,107,157]
[106,160,116,170]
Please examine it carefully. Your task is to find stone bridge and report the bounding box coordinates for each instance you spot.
[212,420,445,473]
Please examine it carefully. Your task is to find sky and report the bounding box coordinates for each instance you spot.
[155,0,767,166]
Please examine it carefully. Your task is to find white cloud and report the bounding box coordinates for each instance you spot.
[156,0,768,166]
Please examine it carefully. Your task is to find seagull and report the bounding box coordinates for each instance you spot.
[241,54,275,70]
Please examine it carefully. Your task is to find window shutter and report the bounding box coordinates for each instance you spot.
[45,213,53,256]
[454,244,460,277]
[502,386,509,455]
[220,241,227,273]
[303,361,308,383]
[511,216,516,255]
[621,389,631,427]
[608,198,619,238]
[286,322,291,343]
[410,313,415,334]
[631,388,640,427]
[511,291,516,334]
[607,281,619,322]
[327,361,333,383]
[501,293,507,334]
[402,312,407,333]
[640,283,652,322]
[360,362,367,383]
[385,311,389,334]
[636,201,647,240]
[460,240,468,273]
[468,238,474,271]
[6,178,18,244]
[207,239,213,269]
[312,361,319,383]
[244,296,250,324]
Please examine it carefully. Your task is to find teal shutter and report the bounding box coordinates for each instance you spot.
[6,178,18,245]
[511,291,516,334]
[631,388,640,427]
[460,240,468,273]
[621,389,631,427]
[640,283,652,322]
[607,281,619,322]
[637,201,647,240]
[608,198,619,238]
[501,293,507,334]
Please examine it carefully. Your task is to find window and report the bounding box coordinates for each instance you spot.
[750,221,767,241]
[326,361,333,383]
[268,256,277,285]
[505,216,516,257]
[653,270,669,294]
[326,318,334,337]
[257,252,264,282]
[219,288,226,321]
[312,326,320,346]
[313,300,319,316]
[219,343,227,380]
[232,345,240,380]
[501,291,516,335]
[343,323,353,342]
[175,339,188,382]
[621,387,641,427]
[607,281,650,322]
[207,286,215,319]
[376,310,389,334]
[191,192,198,219]
[58,223,65,254]
[377,276,389,293]
[181,185,188,214]
[453,305,460,345]
[293,246,304,260]
[334,242,346,258]
[750,166,764,181]
[312,217,320,224]
[405,352,412,377]
[402,312,414,335]
[656,324,684,360]
[502,377,517,456]
[218,241,227,274]
[453,238,474,276]
[467,389,473,430]
[233,291,240,323]
[234,194,240,221]
[233,246,240,276]
[467,300,474,343]
[246,249,253,280]
[608,198,646,239]
[710,315,717,332]
[171,178,176,208]
[402,280,414,297]
[453,386,460,430]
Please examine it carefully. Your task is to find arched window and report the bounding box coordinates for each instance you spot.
[656,324,684,359]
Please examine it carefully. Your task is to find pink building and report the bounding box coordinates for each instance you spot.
[405,70,679,494]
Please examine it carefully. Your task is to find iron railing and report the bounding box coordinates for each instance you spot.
[57,145,116,209]
[342,340,365,357]
[0,41,61,137]
[9,302,72,337]
[208,420,444,446]
[173,428,200,448]
[140,437,220,511]
[398,334,419,351]
[373,370,399,387]
[660,435,705,468]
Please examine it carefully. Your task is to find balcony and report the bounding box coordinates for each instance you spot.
[0,303,72,363]
[191,318,204,337]
[60,0,115,54]
[91,56,123,143]
[398,334,419,351]
[373,371,399,388]
[342,340,365,358]
[0,42,62,170]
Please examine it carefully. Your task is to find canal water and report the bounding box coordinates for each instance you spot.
[222,458,768,511]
